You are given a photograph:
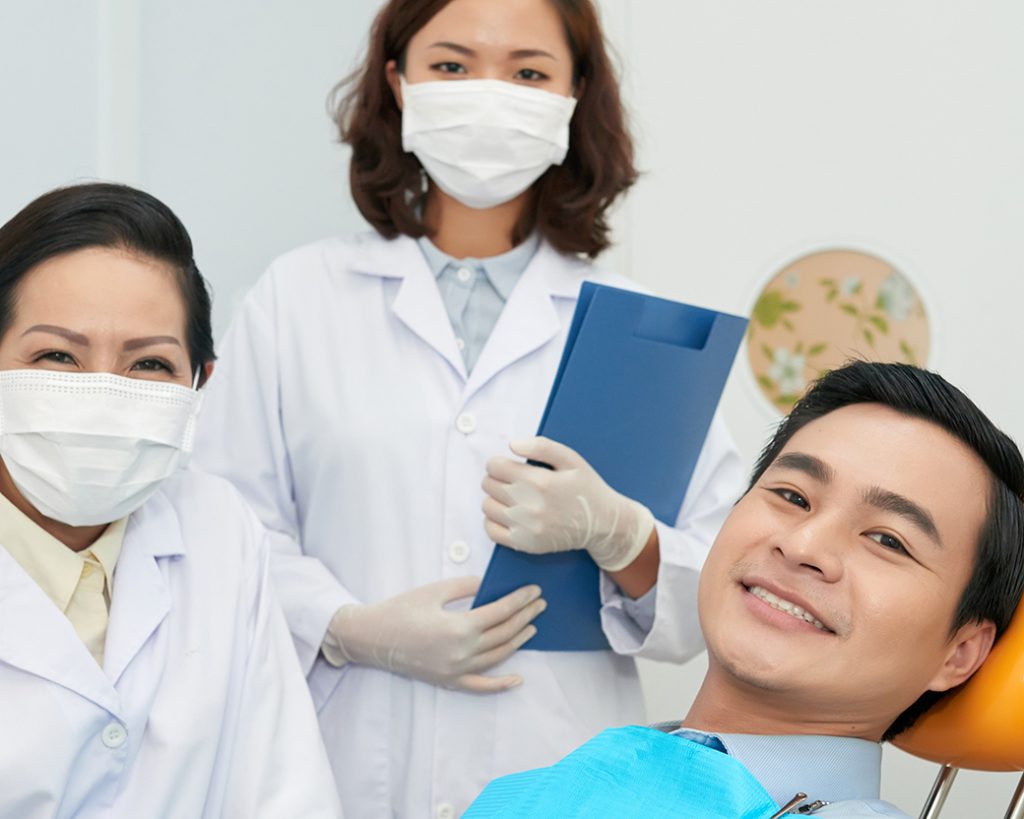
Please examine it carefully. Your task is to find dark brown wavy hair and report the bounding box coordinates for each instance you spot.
[330,0,637,258]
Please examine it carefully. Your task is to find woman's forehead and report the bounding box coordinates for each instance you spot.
[412,0,571,56]
[13,247,187,338]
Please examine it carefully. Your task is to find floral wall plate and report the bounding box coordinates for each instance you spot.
[747,248,931,413]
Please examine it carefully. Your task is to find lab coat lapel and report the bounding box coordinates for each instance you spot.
[351,233,467,379]
[103,491,181,686]
[0,545,118,714]
[464,241,584,401]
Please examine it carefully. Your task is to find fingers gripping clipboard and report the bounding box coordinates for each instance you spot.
[473,283,748,651]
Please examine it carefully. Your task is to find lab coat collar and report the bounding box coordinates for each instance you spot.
[538,240,593,299]
[351,232,468,379]
[0,489,184,715]
[0,545,119,715]
[464,239,580,400]
[348,231,590,394]
[103,489,182,685]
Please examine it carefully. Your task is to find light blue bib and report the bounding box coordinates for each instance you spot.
[465,726,782,818]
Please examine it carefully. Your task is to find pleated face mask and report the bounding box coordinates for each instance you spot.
[400,77,578,210]
[0,369,203,526]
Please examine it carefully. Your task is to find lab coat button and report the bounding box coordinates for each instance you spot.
[455,337,465,351]
[448,540,470,564]
[436,803,455,819]
[455,413,476,435]
[456,267,472,283]
[102,722,127,749]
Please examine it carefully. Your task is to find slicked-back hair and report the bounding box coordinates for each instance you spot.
[0,183,215,381]
[330,0,637,259]
[748,361,1024,740]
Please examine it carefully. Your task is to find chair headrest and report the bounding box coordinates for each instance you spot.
[894,597,1024,771]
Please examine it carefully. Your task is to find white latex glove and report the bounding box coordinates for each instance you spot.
[323,576,545,693]
[481,436,656,573]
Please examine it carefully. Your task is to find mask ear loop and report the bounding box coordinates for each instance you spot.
[191,366,201,391]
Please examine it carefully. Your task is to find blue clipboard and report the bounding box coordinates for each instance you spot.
[473,283,748,651]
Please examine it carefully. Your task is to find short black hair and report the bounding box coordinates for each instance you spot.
[0,182,215,379]
[749,361,1024,740]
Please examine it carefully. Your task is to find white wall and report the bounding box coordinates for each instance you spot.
[0,3,100,211]
[3,1,1023,815]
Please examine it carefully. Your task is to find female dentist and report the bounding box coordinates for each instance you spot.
[0,183,341,818]
[194,0,744,816]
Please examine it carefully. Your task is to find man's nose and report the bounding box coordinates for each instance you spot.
[773,512,845,582]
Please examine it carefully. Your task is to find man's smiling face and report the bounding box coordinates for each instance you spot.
[698,402,996,737]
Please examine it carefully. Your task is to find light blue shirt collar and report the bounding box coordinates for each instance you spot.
[417,233,540,300]
[664,725,882,809]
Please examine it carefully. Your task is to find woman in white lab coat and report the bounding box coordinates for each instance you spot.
[194,0,744,815]
[0,183,341,818]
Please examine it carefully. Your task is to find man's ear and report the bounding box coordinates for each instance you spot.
[928,619,997,692]
[385,59,403,110]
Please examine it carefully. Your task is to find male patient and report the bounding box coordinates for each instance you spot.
[466,361,1024,818]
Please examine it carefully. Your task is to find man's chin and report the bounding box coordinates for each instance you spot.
[707,640,815,696]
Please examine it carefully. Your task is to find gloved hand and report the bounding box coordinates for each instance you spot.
[322,576,545,693]
[481,437,655,573]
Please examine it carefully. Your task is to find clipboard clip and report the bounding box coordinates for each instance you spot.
[770,793,806,817]
[770,793,830,816]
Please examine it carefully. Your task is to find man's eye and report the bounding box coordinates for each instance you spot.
[867,532,908,555]
[773,488,810,510]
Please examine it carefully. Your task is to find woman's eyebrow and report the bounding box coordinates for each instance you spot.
[509,49,557,61]
[428,42,558,61]
[21,324,89,345]
[122,336,183,352]
[428,41,476,56]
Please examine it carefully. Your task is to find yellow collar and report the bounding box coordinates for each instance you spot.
[0,490,127,611]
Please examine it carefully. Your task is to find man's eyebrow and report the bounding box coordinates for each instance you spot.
[21,325,89,345]
[863,486,943,547]
[770,452,835,484]
[122,335,183,352]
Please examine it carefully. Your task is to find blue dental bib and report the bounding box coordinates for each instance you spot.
[465,726,781,818]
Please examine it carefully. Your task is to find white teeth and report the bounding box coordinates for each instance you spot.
[748,585,828,631]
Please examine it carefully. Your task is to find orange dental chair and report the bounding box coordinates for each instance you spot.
[895,599,1024,818]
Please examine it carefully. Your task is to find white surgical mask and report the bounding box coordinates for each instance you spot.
[0,369,203,527]
[400,77,578,210]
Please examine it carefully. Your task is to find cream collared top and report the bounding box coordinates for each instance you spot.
[0,490,126,666]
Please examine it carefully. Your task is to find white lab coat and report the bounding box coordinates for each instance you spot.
[193,231,745,818]
[0,470,342,819]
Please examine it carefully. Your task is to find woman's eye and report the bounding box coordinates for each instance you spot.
[36,351,77,366]
[772,488,810,510]
[868,532,908,555]
[515,68,548,82]
[131,358,172,373]
[431,62,466,75]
